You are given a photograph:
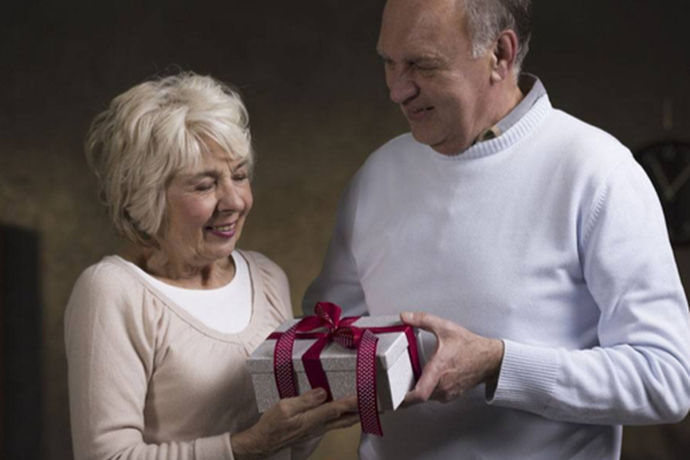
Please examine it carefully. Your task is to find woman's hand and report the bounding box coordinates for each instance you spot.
[231,388,359,459]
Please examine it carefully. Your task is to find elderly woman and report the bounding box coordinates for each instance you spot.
[64,72,358,459]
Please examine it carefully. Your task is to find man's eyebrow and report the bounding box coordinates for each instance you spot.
[376,50,443,64]
[411,53,444,63]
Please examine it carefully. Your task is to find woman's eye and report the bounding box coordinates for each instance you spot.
[195,182,215,191]
[232,171,249,181]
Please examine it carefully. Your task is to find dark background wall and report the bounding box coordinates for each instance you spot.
[1,1,689,458]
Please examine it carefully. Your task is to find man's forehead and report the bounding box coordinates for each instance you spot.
[377,0,466,57]
[381,0,463,23]
[376,42,445,62]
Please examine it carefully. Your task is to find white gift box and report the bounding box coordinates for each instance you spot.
[247,315,422,413]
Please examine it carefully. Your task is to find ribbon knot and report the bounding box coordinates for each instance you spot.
[303,301,365,350]
[332,326,361,348]
[268,302,421,436]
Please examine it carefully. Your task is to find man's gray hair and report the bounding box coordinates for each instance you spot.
[464,0,532,74]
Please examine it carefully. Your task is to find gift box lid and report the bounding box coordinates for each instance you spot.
[247,315,415,373]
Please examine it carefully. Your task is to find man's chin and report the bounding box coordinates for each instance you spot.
[410,128,437,147]
[413,133,466,156]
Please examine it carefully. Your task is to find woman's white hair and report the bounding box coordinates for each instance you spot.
[463,0,532,75]
[85,72,253,246]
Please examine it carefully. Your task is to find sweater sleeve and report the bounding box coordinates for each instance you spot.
[490,159,690,425]
[246,250,294,321]
[64,262,237,460]
[302,179,368,317]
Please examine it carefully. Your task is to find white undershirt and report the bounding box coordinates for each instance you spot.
[121,251,252,334]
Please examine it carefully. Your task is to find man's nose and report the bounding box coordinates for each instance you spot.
[387,70,418,104]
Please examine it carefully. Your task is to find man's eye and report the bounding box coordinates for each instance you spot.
[232,173,249,181]
[413,63,435,72]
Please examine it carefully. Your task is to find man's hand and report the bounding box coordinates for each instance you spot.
[402,311,504,404]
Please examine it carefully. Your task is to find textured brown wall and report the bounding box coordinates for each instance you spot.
[1,1,689,459]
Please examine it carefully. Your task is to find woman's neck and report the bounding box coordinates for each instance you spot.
[121,244,236,289]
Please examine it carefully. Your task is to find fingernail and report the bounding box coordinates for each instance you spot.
[401,312,412,322]
[314,388,327,399]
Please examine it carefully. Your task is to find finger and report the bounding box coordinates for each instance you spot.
[331,395,359,412]
[400,397,418,408]
[404,360,440,403]
[400,311,447,333]
[280,388,328,416]
[404,387,429,405]
[300,397,355,427]
[429,386,445,403]
[322,413,361,432]
[287,398,360,444]
[325,396,360,416]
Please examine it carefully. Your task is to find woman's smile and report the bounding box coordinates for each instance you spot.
[207,221,237,238]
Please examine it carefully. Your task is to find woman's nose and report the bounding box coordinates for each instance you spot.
[217,181,245,212]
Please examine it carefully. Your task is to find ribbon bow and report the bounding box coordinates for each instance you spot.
[269,302,422,436]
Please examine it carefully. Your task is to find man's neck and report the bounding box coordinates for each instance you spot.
[474,84,524,144]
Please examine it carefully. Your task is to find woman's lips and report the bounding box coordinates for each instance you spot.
[206,222,237,238]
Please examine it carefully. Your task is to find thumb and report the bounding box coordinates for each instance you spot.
[401,311,444,332]
[405,358,439,403]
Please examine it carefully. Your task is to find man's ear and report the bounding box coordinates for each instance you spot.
[490,29,519,83]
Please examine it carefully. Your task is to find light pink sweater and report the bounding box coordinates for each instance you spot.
[65,250,293,459]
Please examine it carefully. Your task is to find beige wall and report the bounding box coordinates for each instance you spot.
[1,1,689,458]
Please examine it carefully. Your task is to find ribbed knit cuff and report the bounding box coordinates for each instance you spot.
[195,433,234,460]
[488,339,560,412]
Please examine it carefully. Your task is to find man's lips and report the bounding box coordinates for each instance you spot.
[405,105,434,121]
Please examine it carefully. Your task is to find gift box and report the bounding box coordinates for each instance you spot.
[247,302,423,436]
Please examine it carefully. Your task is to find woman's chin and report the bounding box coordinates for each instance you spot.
[208,242,239,261]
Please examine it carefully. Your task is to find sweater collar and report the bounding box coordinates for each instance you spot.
[427,76,552,161]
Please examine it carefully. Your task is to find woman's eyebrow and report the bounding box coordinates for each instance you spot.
[231,160,249,172]
[183,170,220,181]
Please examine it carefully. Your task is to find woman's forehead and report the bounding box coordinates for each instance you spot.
[177,150,245,177]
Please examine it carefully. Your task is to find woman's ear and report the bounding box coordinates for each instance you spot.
[490,29,519,83]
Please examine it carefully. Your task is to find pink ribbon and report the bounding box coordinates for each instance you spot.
[268,302,422,436]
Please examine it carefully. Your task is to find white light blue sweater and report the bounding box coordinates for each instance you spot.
[304,92,690,459]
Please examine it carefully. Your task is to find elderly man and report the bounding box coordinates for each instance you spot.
[304,0,690,458]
